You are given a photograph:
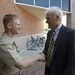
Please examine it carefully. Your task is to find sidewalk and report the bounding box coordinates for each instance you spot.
[21,62,45,75]
[19,47,45,75]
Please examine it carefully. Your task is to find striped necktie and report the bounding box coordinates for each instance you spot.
[46,31,56,67]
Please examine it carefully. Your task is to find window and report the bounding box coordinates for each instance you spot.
[16,0,34,5]
[62,0,70,12]
[35,0,49,8]
[50,0,61,8]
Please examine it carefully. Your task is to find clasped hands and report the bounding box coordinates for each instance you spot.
[37,52,45,61]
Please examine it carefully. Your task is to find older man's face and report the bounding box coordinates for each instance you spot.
[46,12,59,29]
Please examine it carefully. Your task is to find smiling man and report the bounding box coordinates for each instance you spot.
[0,14,45,75]
[40,6,75,75]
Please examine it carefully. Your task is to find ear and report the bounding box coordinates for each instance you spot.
[56,16,59,21]
[7,23,12,29]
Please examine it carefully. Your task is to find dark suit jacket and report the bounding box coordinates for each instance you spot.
[43,25,75,75]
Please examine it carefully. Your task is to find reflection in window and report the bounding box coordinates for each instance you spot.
[50,0,61,8]
[16,0,34,5]
[35,0,49,8]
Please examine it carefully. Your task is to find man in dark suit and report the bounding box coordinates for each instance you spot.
[41,6,75,75]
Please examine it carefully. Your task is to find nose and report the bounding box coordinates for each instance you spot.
[19,25,21,29]
[18,25,21,29]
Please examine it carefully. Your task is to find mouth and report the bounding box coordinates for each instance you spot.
[48,24,51,28]
[16,29,21,33]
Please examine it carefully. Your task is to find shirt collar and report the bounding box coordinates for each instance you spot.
[3,32,14,43]
[55,24,62,32]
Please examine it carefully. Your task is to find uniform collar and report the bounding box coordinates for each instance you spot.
[3,32,14,44]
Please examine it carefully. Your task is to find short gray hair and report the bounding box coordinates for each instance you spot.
[46,6,63,22]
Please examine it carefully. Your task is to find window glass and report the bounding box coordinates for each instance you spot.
[35,0,49,8]
[62,0,70,12]
[50,0,61,8]
[16,0,34,5]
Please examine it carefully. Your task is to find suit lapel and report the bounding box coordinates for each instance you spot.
[53,25,66,56]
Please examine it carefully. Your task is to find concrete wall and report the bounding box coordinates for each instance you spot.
[67,0,75,29]
[71,0,75,29]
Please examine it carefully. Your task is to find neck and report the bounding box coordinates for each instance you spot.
[54,22,61,29]
[5,30,14,38]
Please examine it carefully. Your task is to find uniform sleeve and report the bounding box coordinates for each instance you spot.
[0,43,22,69]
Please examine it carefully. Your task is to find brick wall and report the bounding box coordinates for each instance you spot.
[0,0,44,36]
[0,0,44,50]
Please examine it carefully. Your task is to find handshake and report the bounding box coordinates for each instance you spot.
[19,52,45,70]
[37,52,45,61]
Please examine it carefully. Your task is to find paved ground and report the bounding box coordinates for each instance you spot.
[19,47,45,75]
[20,62,45,75]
